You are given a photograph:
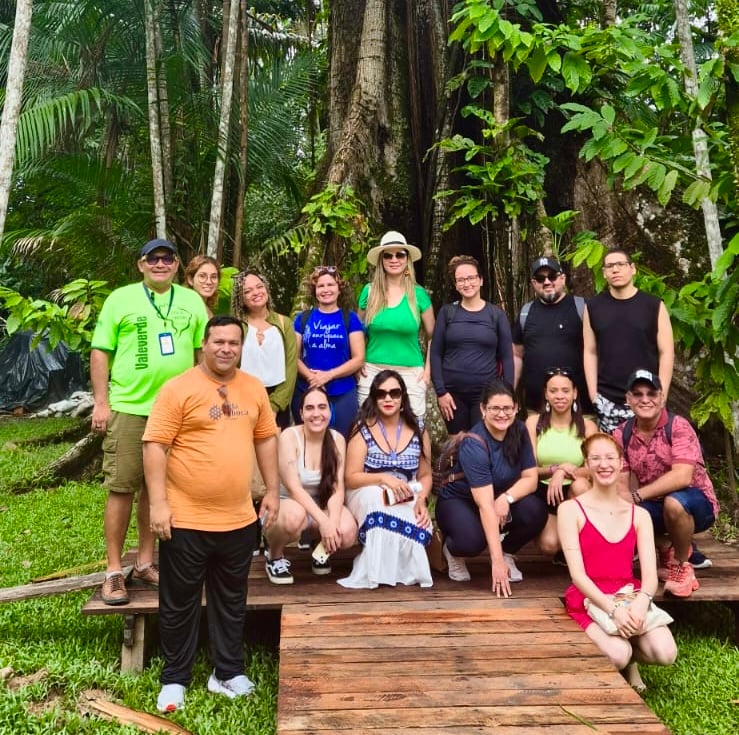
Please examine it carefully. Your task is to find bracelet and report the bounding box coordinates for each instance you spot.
[630,488,643,504]
[608,605,618,619]
[549,464,559,476]
[637,590,654,603]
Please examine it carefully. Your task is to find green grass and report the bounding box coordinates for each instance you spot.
[1,417,737,734]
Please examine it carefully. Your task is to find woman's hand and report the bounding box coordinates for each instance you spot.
[547,469,567,506]
[491,557,512,598]
[437,393,456,422]
[382,479,414,504]
[558,463,579,481]
[307,369,332,388]
[317,517,341,554]
[493,494,511,528]
[413,496,431,529]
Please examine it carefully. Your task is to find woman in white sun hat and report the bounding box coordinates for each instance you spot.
[357,231,435,418]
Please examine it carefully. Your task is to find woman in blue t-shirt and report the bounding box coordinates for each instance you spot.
[436,379,547,595]
[292,266,365,437]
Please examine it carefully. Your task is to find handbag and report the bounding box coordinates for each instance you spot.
[584,584,673,635]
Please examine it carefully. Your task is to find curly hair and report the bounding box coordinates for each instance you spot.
[230,268,274,320]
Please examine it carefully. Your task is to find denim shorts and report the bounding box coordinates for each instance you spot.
[641,487,715,535]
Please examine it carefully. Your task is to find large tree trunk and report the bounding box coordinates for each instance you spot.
[206,0,240,258]
[0,0,32,243]
[232,0,249,268]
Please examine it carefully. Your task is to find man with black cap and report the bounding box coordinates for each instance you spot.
[614,369,719,598]
[583,247,674,433]
[90,239,209,605]
[512,256,589,413]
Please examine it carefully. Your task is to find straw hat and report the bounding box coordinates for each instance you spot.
[366,231,422,266]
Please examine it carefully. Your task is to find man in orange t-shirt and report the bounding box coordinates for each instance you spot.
[143,315,279,713]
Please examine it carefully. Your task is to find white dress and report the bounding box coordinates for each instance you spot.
[338,424,433,589]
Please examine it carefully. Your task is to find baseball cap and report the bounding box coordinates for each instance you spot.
[530,256,562,276]
[626,369,662,392]
[139,238,178,258]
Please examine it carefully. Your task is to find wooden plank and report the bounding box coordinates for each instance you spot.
[0,566,131,604]
[278,727,669,735]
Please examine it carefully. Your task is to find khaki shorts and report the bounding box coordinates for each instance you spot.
[102,411,147,494]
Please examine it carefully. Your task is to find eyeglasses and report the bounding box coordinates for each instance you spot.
[455,275,479,285]
[313,265,338,275]
[603,260,631,271]
[484,405,515,415]
[376,388,403,400]
[533,272,559,283]
[217,385,233,417]
[628,389,660,399]
[588,454,620,463]
[545,367,573,378]
[144,253,176,265]
[382,250,408,261]
[196,273,219,282]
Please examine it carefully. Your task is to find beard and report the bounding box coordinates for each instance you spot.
[539,291,560,304]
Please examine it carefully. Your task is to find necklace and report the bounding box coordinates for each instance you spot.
[377,419,402,460]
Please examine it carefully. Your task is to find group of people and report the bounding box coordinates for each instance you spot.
[90,233,718,709]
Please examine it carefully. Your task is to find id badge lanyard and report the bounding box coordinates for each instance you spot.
[144,284,175,356]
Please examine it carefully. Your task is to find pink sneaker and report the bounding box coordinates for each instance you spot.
[664,561,699,598]
[657,546,677,582]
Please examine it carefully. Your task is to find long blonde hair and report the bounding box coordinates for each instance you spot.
[364,257,420,325]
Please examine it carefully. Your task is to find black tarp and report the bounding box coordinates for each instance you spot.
[0,331,85,411]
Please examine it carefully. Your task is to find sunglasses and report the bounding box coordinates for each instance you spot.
[533,271,559,283]
[376,388,403,400]
[545,367,573,378]
[313,265,339,275]
[382,250,408,261]
[144,253,176,265]
[217,385,233,417]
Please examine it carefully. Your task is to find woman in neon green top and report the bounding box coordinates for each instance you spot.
[357,231,435,418]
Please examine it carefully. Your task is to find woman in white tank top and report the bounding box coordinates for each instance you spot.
[262,387,357,584]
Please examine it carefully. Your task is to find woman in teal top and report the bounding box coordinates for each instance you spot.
[526,367,597,557]
[357,231,435,418]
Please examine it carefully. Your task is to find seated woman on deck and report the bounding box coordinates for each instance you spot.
[338,369,434,589]
[558,433,676,693]
[263,387,357,585]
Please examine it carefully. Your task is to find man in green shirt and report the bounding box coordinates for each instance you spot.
[91,239,209,605]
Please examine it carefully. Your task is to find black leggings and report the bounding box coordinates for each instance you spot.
[436,492,547,555]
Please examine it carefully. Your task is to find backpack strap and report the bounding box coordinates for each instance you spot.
[573,295,585,320]
[519,300,533,332]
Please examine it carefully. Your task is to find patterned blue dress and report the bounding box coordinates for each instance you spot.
[338,424,433,589]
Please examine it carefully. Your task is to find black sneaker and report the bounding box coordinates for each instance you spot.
[689,543,712,570]
[265,555,294,585]
[552,551,568,567]
[297,529,312,550]
[311,557,332,576]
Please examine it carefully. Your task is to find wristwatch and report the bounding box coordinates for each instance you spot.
[504,492,515,505]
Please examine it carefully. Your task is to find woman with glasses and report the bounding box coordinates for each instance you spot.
[338,370,434,589]
[292,266,365,438]
[436,380,547,593]
[526,368,597,560]
[231,269,296,429]
[263,387,358,584]
[431,255,513,436]
[357,231,435,418]
[558,433,676,692]
[185,255,221,318]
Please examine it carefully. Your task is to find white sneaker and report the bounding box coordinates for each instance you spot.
[207,671,255,699]
[503,553,523,582]
[443,542,470,582]
[157,683,185,713]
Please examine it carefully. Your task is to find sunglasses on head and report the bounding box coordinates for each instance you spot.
[144,253,176,265]
[545,367,573,378]
[533,271,559,283]
[376,388,403,400]
[313,265,338,275]
[382,250,408,261]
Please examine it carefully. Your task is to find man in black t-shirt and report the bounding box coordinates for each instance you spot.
[513,257,590,413]
[583,248,674,433]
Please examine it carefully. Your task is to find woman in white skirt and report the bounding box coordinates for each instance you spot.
[339,369,433,589]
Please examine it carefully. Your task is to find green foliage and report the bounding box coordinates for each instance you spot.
[0,279,110,354]
[435,110,548,226]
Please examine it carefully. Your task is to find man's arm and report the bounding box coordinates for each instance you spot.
[656,301,674,399]
[90,348,112,433]
[254,435,280,528]
[636,463,694,502]
[143,440,173,540]
[513,343,524,389]
[581,306,598,402]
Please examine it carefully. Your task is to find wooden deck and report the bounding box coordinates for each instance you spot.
[82,533,738,734]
